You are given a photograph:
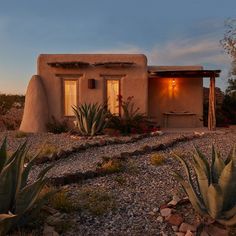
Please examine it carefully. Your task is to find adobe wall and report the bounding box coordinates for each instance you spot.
[37,54,148,124]
[148,66,203,128]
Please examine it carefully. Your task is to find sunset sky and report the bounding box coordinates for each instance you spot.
[0,0,235,94]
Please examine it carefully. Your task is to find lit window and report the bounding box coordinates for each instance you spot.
[106,80,120,115]
[64,80,77,116]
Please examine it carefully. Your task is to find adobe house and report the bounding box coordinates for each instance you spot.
[20,54,220,132]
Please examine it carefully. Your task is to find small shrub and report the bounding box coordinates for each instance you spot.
[150,154,166,166]
[97,158,124,174]
[40,143,57,156]
[49,190,76,213]
[15,131,28,138]
[107,96,158,135]
[114,175,127,185]
[76,188,116,216]
[46,116,69,134]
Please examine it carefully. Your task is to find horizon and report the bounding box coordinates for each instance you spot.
[0,0,235,94]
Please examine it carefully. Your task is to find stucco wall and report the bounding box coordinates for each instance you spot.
[148,66,203,128]
[37,54,148,123]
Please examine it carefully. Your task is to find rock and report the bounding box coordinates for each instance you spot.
[166,214,184,226]
[184,230,194,236]
[156,216,164,223]
[160,208,172,217]
[172,226,179,232]
[204,224,228,236]
[153,207,159,213]
[175,233,185,236]
[46,215,64,226]
[168,195,181,206]
[179,223,197,233]
[43,224,59,236]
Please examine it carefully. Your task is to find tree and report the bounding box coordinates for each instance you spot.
[220,19,236,80]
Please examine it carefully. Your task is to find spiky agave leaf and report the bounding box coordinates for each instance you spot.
[207,184,223,219]
[0,137,7,173]
[224,146,236,165]
[219,160,236,210]
[211,145,225,183]
[0,214,17,236]
[173,172,206,215]
[192,157,209,207]
[193,146,210,182]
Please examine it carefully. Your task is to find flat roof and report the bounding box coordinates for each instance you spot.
[148,70,221,78]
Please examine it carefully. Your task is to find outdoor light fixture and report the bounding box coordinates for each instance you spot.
[172,78,176,88]
[88,79,96,89]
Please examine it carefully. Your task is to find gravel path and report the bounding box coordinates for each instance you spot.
[30,133,197,181]
[58,129,236,236]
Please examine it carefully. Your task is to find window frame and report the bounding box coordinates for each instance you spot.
[62,78,79,117]
[104,78,121,116]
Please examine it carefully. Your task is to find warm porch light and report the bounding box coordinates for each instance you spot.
[172,78,176,88]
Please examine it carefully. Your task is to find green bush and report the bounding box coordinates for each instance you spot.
[0,138,55,235]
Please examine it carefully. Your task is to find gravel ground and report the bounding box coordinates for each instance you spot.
[57,129,236,236]
[30,133,194,181]
[1,128,235,235]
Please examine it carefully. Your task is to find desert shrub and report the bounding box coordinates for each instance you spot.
[0,93,24,115]
[76,188,116,216]
[39,143,57,156]
[97,157,124,174]
[15,131,28,138]
[46,116,69,134]
[107,96,157,135]
[0,138,55,235]
[49,190,76,213]
[174,145,236,228]
[150,153,166,166]
[73,103,109,136]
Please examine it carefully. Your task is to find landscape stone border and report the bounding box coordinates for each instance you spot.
[49,133,205,186]
[35,131,163,164]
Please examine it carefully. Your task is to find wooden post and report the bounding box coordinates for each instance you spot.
[208,76,216,131]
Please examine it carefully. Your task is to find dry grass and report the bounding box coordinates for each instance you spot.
[150,153,166,166]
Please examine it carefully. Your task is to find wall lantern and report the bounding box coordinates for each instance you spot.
[88,79,96,89]
[172,78,176,89]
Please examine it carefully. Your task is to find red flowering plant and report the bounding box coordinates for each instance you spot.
[107,96,157,135]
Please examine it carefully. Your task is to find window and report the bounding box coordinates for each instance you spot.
[64,80,77,116]
[106,79,120,115]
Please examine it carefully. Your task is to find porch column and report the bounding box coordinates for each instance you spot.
[208,76,216,131]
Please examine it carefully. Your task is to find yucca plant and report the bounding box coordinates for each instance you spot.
[0,138,54,235]
[73,103,109,136]
[174,145,236,227]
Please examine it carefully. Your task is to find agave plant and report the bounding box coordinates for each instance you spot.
[73,103,109,136]
[174,145,236,226]
[0,138,54,235]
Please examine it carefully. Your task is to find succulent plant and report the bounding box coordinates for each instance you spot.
[73,103,109,136]
[174,145,236,226]
[0,138,54,235]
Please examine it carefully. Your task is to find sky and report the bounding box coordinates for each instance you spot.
[0,0,235,94]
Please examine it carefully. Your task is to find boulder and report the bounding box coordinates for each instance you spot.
[20,75,49,132]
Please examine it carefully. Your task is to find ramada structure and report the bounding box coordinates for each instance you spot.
[20,54,220,132]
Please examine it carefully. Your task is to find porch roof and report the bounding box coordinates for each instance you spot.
[148,69,221,78]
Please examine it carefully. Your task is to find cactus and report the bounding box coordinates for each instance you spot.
[0,138,54,235]
[174,145,236,226]
[73,103,109,136]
